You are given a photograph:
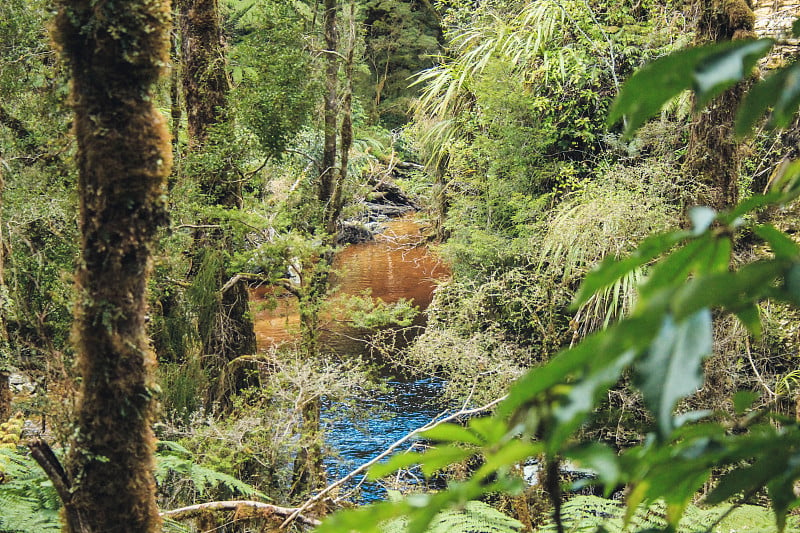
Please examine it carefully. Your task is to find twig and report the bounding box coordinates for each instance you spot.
[745,336,777,399]
[161,500,321,527]
[279,394,508,529]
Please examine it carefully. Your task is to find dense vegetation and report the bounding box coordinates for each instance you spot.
[1,0,800,531]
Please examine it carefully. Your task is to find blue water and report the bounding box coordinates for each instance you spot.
[323,376,447,502]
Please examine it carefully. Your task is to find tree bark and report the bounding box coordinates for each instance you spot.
[51,0,173,531]
[685,0,756,211]
[318,0,340,226]
[179,0,256,401]
[0,166,10,423]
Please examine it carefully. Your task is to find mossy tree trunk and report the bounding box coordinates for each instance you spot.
[179,0,256,402]
[0,167,11,423]
[51,0,173,531]
[685,0,756,211]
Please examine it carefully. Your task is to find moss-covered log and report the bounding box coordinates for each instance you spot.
[51,0,173,531]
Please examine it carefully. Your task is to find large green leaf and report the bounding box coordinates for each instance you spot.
[609,39,772,137]
[573,230,690,308]
[634,310,713,438]
[547,349,637,450]
[500,313,661,419]
[735,62,800,135]
[692,39,773,107]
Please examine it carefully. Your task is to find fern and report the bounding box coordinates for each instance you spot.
[156,440,268,500]
[538,495,800,532]
[382,500,522,533]
[0,448,61,533]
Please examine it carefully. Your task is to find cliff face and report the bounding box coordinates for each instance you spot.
[753,0,800,67]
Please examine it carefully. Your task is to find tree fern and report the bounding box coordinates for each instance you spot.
[382,500,522,533]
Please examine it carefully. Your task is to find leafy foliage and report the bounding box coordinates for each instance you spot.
[382,499,523,533]
[155,440,268,501]
[318,24,800,533]
[0,448,61,533]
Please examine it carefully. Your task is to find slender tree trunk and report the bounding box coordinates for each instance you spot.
[51,1,173,531]
[179,0,256,401]
[685,0,756,211]
[0,167,11,423]
[325,0,355,235]
[319,0,340,225]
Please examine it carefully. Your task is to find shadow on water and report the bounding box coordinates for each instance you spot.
[251,215,451,501]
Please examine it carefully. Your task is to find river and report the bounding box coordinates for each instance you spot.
[251,215,450,500]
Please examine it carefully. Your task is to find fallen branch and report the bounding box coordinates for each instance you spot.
[161,500,321,528]
[279,394,508,529]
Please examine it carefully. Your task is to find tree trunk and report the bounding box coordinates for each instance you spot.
[0,167,10,423]
[51,0,173,531]
[685,0,756,211]
[319,0,340,228]
[179,0,256,401]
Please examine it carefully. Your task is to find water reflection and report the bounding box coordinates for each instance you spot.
[251,215,451,501]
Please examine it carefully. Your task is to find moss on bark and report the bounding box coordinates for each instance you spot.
[51,0,173,530]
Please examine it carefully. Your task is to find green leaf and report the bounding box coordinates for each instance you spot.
[671,261,786,319]
[784,263,800,306]
[573,230,689,308]
[475,440,541,480]
[565,442,622,495]
[368,452,425,480]
[704,452,788,505]
[639,236,712,299]
[755,224,800,259]
[467,416,507,445]
[734,304,763,337]
[693,39,773,108]
[608,40,772,137]
[548,349,637,450]
[733,390,759,414]
[794,17,800,37]
[738,62,800,134]
[421,423,485,446]
[500,314,661,419]
[634,310,713,438]
[420,445,475,477]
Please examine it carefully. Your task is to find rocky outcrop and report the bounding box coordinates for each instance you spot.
[753,0,799,68]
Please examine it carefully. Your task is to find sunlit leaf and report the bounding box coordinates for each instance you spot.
[421,423,485,446]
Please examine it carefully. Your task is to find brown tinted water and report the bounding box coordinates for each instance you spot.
[251,215,449,352]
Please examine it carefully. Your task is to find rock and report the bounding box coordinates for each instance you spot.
[337,222,375,245]
[9,372,35,394]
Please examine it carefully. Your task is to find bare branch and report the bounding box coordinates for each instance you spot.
[28,439,71,506]
[279,395,508,529]
[161,500,321,528]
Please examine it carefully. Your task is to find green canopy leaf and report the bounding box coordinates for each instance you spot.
[634,310,713,438]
